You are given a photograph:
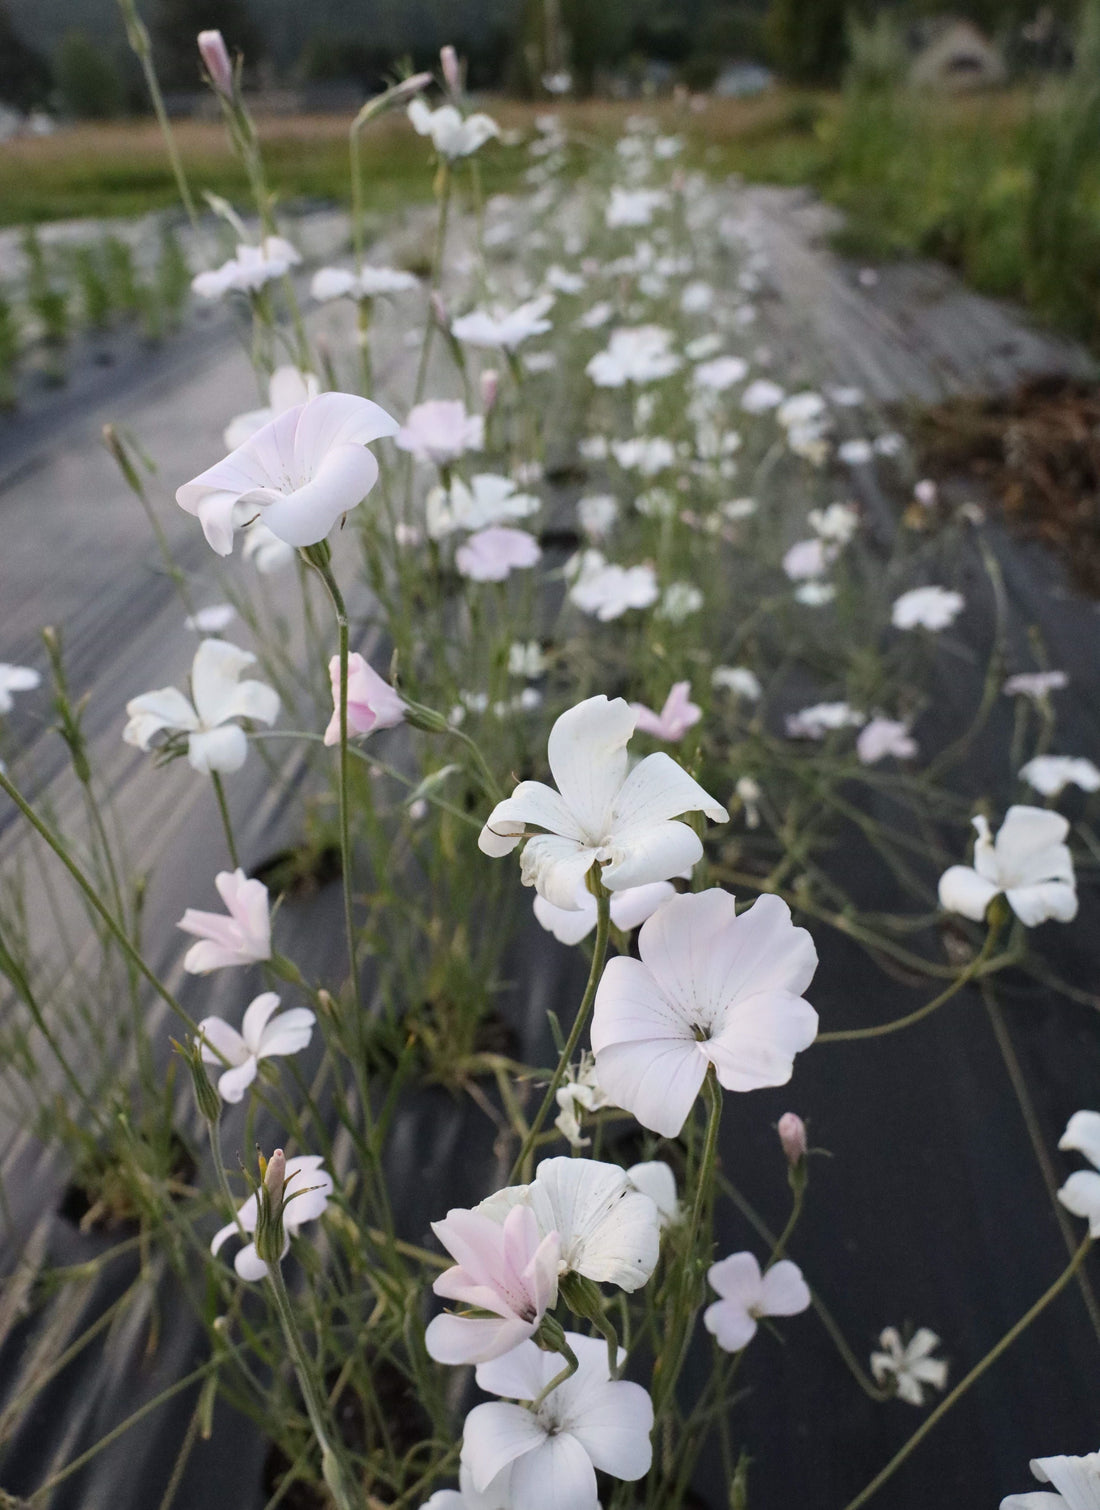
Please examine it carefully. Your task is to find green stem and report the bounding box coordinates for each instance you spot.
[510,882,610,1182]
[838,1237,1093,1510]
[211,771,240,869]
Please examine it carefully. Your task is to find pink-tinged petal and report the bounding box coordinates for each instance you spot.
[526,1228,563,1313]
[567,1378,653,1480]
[706,990,818,1092]
[533,891,598,945]
[260,444,380,547]
[187,724,248,773]
[183,937,245,973]
[938,865,999,921]
[257,1008,316,1059]
[601,819,703,894]
[479,781,585,856]
[636,889,739,1011]
[178,908,238,948]
[223,870,271,949]
[241,992,282,1049]
[1060,1111,1100,1170]
[476,1338,558,1401]
[520,834,601,911]
[708,1251,763,1304]
[758,1259,811,1317]
[547,695,635,838]
[425,1313,536,1365]
[507,1433,599,1510]
[1004,881,1078,926]
[217,1055,259,1104]
[123,687,199,748]
[432,1207,508,1284]
[462,1402,547,1492]
[703,1298,758,1352]
[1057,1170,1100,1237]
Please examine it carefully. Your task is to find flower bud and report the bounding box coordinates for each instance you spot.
[480,368,500,413]
[401,698,452,735]
[264,1147,286,1204]
[197,30,234,97]
[440,44,461,95]
[778,1113,807,1166]
[175,1035,221,1124]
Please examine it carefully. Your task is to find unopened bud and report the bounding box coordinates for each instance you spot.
[175,1036,221,1124]
[402,698,452,735]
[777,1113,807,1167]
[264,1147,286,1203]
[480,368,500,412]
[197,30,234,97]
[440,45,461,95]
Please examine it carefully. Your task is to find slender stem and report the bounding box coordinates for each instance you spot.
[210,771,240,869]
[510,883,611,1182]
[838,1237,1093,1510]
[116,0,200,233]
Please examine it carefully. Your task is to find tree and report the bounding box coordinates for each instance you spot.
[0,2,52,111]
[151,0,263,90]
[55,30,125,119]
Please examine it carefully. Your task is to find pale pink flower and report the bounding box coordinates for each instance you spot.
[191,237,301,300]
[451,297,554,351]
[323,652,405,745]
[395,399,484,466]
[224,366,321,451]
[178,867,271,973]
[197,30,233,95]
[310,266,418,302]
[630,681,702,742]
[704,1252,810,1352]
[455,527,541,583]
[891,585,965,632]
[198,992,315,1103]
[0,664,40,715]
[857,716,918,765]
[778,1112,807,1165]
[1003,670,1068,701]
[211,1155,332,1281]
[425,1204,560,1365]
[783,538,832,581]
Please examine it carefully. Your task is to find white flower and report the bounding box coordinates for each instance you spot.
[578,434,609,460]
[1004,670,1068,701]
[795,581,836,607]
[627,1161,680,1227]
[544,264,585,295]
[857,717,918,765]
[892,586,965,631]
[455,527,541,582]
[1020,756,1100,798]
[721,498,757,522]
[427,474,538,538]
[452,296,554,351]
[177,392,398,556]
[553,1053,610,1146]
[704,1252,811,1352]
[785,702,865,740]
[310,265,418,302]
[578,300,614,330]
[938,806,1077,926]
[657,583,704,622]
[211,1155,333,1281]
[192,236,300,300]
[783,538,832,581]
[408,98,499,159]
[681,280,714,313]
[1057,1111,1100,1238]
[611,436,676,474]
[736,775,762,828]
[592,889,818,1137]
[827,384,865,407]
[686,333,724,360]
[1002,1453,1100,1510]
[177,867,271,972]
[740,378,785,413]
[198,992,315,1103]
[396,400,484,467]
[838,438,874,465]
[606,186,669,227]
[577,493,619,539]
[809,501,860,545]
[123,640,279,774]
[0,663,40,714]
[777,391,827,431]
[478,695,725,910]
[479,1156,661,1292]
[462,1333,653,1510]
[568,553,659,620]
[534,878,677,947]
[184,604,236,634]
[587,327,680,387]
[694,356,749,392]
[509,641,546,679]
[713,665,762,700]
[223,367,320,452]
[870,1328,948,1406]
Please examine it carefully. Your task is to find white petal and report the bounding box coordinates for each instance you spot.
[1034,1454,1100,1509]
[462,1402,547,1493]
[758,1259,811,1317]
[601,819,703,894]
[197,1016,248,1065]
[530,1156,660,1291]
[706,990,818,1092]
[258,1008,316,1059]
[123,687,199,748]
[627,1161,679,1225]
[1059,1111,1100,1171]
[938,865,999,921]
[1004,881,1078,926]
[611,750,728,832]
[565,1377,653,1481]
[479,781,585,855]
[520,834,601,910]
[707,1251,763,1306]
[217,1056,259,1104]
[235,1241,275,1281]
[703,1298,758,1352]
[995,806,1073,886]
[507,1433,599,1510]
[241,992,282,1049]
[190,640,257,727]
[546,695,635,837]
[188,725,248,773]
[426,1313,536,1365]
[261,444,380,546]
[608,880,677,933]
[1057,1170,1100,1237]
[475,1338,558,1401]
[533,891,598,945]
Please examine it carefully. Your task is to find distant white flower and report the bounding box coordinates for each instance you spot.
[1057,1110,1100,1238]
[777,391,827,431]
[627,1161,680,1227]
[553,1052,611,1145]
[578,300,614,330]
[426,473,537,538]
[837,438,874,466]
[874,431,905,456]
[687,333,724,360]
[713,665,762,700]
[606,187,669,227]
[938,806,1077,926]
[827,384,864,407]
[192,236,300,300]
[681,280,714,313]
[479,1156,661,1292]
[408,97,499,158]
[178,867,270,972]
[694,356,749,392]
[870,1328,948,1406]
[568,552,659,620]
[478,694,726,910]
[657,582,704,621]
[124,640,279,774]
[786,702,865,740]
[741,378,785,413]
[396,400,483,466]
[704,1252,811,1352]
[0,664,40,714]
[1002,1452,1100,1510]
[588,326,680,387]
[184,604,236,634]
[198,992,315,1103]
[611,436,676,474]
[809,501,859,545]
[795,581,836,606]
[535,877,678,948]
[737,775,762,828]
[721,497,758,521]
[224,366,320,451]
[452,296,554,351]
[310,264,418,302]
[1020,756,1100,798]
[1004,670,1068,701]
[544,264,585,295]
[783,538,832,581]
[177,392,398,556]
[240,522,296,574]
[455,527,541,582]
[592,889,818,1137]
[857,717,918,765]
[891,586,965,631]
[211,1155,333,1281]
[508,641,546,679]
[578,434,609,459]
[577,493,619,539]
[463,1334,652,1510]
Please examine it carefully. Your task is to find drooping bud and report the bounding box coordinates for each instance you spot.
[440,44,461,95]
[777,1113,807,1167]
[174,1035,221,1124]
[197,30,234,97]
[480,368,500,413]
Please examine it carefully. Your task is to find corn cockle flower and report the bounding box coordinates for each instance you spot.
[178,867,271,972]
[478,1156,661,1293]
[427,474,539,538]
[586,326,680,387]
[452,297,554,351]
[870,1327,949,1406]
[534,878,677,947]
[1057,1111,1100,1237]
[567,552,659,620]
[938,807,1077,926]
[456,527,541,583]
[606,186,669,227]
[223,367,320,451]
[178,392,398,556]
[630,682,701,742]
[627,1160,680,1228]
[785,702,865,741]
[778,1112,808,1165]
[395,400,484,466]
[407,97,499,159]
[425,1204,560,1365]
[0,664,40,714]
[192,237,301,300]
[310,265,418,302]
[694,355,749,392]
[891,585,965,631]
[1002,1453,1100,1509]
[741,378,785,413]
[462,1333,653,1510]
[198,993,315,1103]
[211,1155,333,1280]
[704,1252,811,1352]
[477,695,727,910]
[713,665,762,701]
[553,1053,610,1146]
[592,889,818,1137]
[857,716,918,765]
[197,30,233,96]
[1020,756,1100,798]
[123,639,279,774]
[1004,670,1068,701]
[323,652,405,745]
